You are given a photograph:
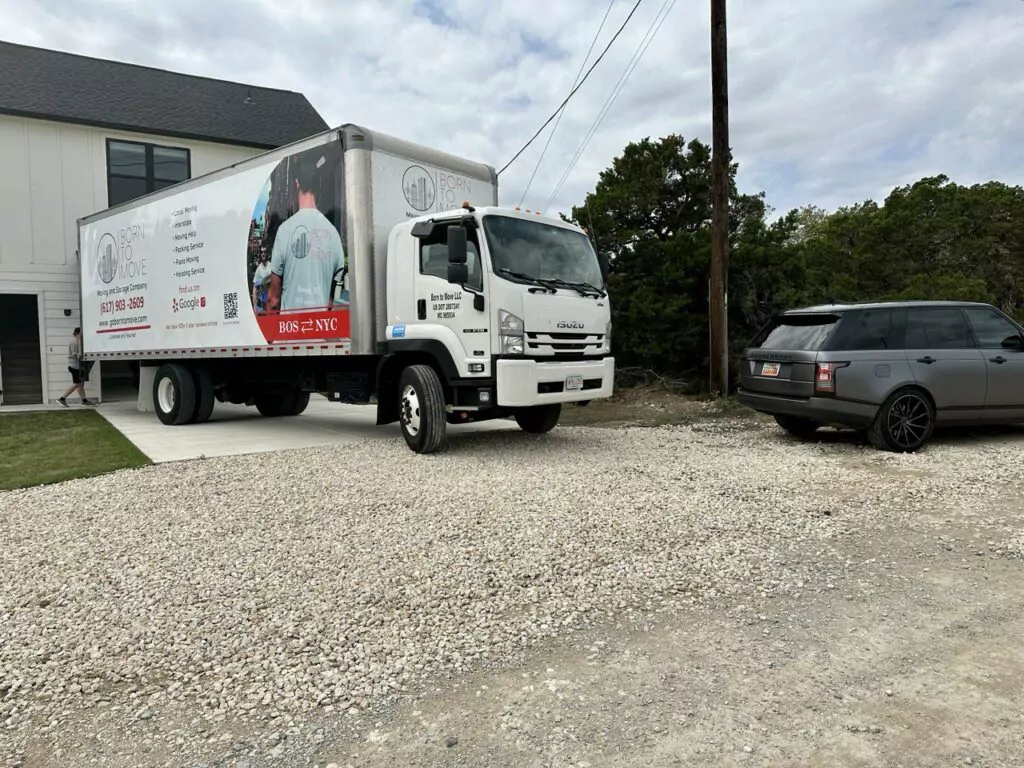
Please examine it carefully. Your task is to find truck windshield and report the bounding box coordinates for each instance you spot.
[482,215,605,293]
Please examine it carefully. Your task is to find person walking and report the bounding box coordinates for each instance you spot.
[58,327,94,407]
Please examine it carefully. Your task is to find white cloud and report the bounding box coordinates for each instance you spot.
[3,0,1023,217]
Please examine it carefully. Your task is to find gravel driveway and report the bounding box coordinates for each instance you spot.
[1,421,1022,766]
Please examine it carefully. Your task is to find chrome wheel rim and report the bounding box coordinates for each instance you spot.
[886,394,930,449]
[400,384,421,436]
[157,378,175,414]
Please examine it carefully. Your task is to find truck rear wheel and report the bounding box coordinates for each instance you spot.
[291,392,311,416]
[514,404,562,434]
[190,368,216,424]
[398,364,447,454]
[153,363,196,426]
[254,392,295,417]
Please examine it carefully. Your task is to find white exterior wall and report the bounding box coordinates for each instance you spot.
[0,114,261,403]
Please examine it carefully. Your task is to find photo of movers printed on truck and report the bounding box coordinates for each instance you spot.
[77,125,615,453]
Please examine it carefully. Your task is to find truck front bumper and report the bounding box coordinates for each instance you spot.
[496,356,615,408]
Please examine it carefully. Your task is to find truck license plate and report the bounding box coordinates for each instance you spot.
[760,361,781,377]
[565,375,584,391]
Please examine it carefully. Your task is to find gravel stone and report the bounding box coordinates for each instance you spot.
[0,423,1021,761]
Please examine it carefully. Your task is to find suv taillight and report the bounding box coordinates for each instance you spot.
[815,362,848,395]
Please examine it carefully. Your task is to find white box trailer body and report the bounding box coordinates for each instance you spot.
[78,125,615,452]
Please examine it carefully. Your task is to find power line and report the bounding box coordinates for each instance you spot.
[543,0,678,212]
[544,0,678,213]
[518,0,618,207]
[497,0,646,177]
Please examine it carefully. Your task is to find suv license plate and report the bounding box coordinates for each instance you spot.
[565,375,584,391]
[760,362,781,377]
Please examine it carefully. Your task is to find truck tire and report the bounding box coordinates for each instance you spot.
[190,367,216,424]
[398,364,447,454]
[514,404,562,434]
[254,392,295,417]
[291,392,311,416]
[153,363,196,426]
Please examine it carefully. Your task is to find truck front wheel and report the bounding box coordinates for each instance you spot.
[153,363,197,426]
[398,365,447,454]
[514,404,562,434]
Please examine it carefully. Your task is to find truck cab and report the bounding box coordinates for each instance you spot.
[377,204,615,450]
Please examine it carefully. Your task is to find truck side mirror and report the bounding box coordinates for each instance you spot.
[598,251,610,281]
[447,226,468,265]
[447,263,469,285]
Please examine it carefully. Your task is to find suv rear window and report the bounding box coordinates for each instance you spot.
[751,314,839,350]
[826,309,899,350]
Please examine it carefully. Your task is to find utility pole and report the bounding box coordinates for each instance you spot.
[709,0,730,397]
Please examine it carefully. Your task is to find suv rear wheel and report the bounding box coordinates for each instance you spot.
[774,414,820,440]
[868,387,935,453]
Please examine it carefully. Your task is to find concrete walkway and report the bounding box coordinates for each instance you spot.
[96,396,516,463]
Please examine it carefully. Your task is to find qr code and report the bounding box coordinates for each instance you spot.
[223,292,238,320]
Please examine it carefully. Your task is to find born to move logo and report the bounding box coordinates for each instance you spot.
[97,226,148,284]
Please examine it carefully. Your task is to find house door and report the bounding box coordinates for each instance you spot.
[0,294,44,406]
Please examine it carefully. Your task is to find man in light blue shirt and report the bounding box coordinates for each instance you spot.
[267,154,345,312]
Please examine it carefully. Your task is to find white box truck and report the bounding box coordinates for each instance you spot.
[78,125,615,453]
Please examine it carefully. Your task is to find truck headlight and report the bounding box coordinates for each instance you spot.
[501,335,524,355]
[499,310,525,356]
[604,320,612,352]
[499,309,524,335]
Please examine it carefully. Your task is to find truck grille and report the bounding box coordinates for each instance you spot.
[526,331,605,357]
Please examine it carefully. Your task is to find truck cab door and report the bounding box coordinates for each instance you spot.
[413,221,490,374]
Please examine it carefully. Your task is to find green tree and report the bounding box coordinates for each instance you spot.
[566,135,779,379]
[567,132,1024,389]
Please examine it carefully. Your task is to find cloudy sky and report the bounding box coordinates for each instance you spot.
[4,0,1023,218]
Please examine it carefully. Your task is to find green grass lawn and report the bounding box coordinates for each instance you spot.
[0,410,151,491]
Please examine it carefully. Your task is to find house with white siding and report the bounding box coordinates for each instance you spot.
[0,40,327,406]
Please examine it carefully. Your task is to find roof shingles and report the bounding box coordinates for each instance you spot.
[0,41,328,149]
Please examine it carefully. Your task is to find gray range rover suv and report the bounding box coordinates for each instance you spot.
[738,301,1024,452]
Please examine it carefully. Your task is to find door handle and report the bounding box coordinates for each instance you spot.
[417,299,426,320]
[990,356,1007,364]
[916,356,935,364]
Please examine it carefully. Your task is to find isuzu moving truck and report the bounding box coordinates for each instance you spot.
[77,125,615,453]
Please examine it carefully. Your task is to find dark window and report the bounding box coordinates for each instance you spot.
[107,139,190,206]
[963,307,1022,348]
[827,309,900,350]
[482,214,604,290]
[904,308,972,349]
[418,226,483,292]
[751,314,839,350]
